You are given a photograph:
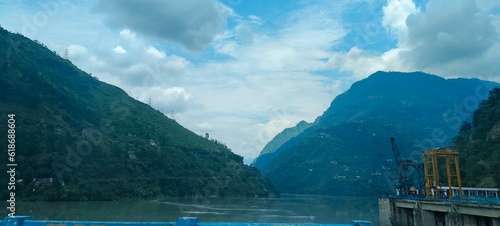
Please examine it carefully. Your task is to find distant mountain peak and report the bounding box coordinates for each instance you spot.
[254,71,500,196]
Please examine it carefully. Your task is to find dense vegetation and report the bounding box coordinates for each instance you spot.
[453,88,500,188]
[0,27,277,201]
[255,71,500,195]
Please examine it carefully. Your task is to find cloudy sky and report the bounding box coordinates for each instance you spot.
[1,0,499,160]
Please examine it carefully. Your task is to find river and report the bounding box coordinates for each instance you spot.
[15,195,380,225]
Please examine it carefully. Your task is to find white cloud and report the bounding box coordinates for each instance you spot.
[169,4,351,158]
[382,0,419,35]
[96,0,230,51]
[328,47,408,79]
[196,122,213,131]
[400,0,497,69]
[247,15,263,25]
[166,2,367,158]
[3,0,499,159]
[214,4,347,72]
[146,46,165,59]
[67,44,88,60]
[61,29,193,114]
[327,0,500,82]
[110,31,187,85]
[119,29,136,39]
[113,45,126,54]
[129,86,193,113]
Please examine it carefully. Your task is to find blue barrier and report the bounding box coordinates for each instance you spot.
[349,220,372,226]
[0,216,372,226]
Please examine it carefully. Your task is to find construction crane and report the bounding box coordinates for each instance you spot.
[390,137,424,197]
[423,148,462,198]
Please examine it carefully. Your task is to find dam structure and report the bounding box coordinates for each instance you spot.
[379,193,500,226]
[380,143,500,226]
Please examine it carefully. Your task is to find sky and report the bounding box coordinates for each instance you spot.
[1,0,499,160]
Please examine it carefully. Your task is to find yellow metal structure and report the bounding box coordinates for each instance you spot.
[423,148,462,198]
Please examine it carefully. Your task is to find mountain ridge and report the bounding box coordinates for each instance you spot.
[0,26,277,201]
[255,71,499,195]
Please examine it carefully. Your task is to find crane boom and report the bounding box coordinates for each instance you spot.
[390,137,423,197]
[390,137,402,163]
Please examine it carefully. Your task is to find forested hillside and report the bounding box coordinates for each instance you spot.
[0,27,277,201]
[256,71,499,195]
[454,88,500,188]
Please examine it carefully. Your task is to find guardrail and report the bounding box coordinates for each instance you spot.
[378,193,500,205]
[0,216,372,226]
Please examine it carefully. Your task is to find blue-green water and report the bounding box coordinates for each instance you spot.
[15,195,380,225]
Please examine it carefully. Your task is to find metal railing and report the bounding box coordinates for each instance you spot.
[0,216,372,226]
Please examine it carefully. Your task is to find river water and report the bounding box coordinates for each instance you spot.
[15,195,380,225]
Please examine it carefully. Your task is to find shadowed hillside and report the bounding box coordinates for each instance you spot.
[453,88,500,188]
[0,27,277,201]
[255,71,499,195]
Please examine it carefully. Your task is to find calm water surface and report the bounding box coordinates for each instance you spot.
[16,195,380,225]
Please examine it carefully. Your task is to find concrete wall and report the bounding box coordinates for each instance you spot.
[378,198,391,226]
[379,197,500,226]
[420,210,436,226]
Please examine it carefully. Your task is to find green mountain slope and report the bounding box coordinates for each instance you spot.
[256,71,499,195]
[453,88,500,188]
[253,120,311,169]
[0,27,277,201]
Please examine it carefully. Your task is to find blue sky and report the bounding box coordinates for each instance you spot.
[1,0,499,159]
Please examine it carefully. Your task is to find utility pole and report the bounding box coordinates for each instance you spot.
[64,48,69,59]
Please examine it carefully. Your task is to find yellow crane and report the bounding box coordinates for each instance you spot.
[422,148,462,198]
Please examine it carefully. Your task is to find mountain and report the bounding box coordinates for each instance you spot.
[255,71,499,196]
[252,120,311,169]
[0,27,277,201]
[453,88,500,188]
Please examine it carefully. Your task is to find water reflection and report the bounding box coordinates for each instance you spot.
[16,195,379,225]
